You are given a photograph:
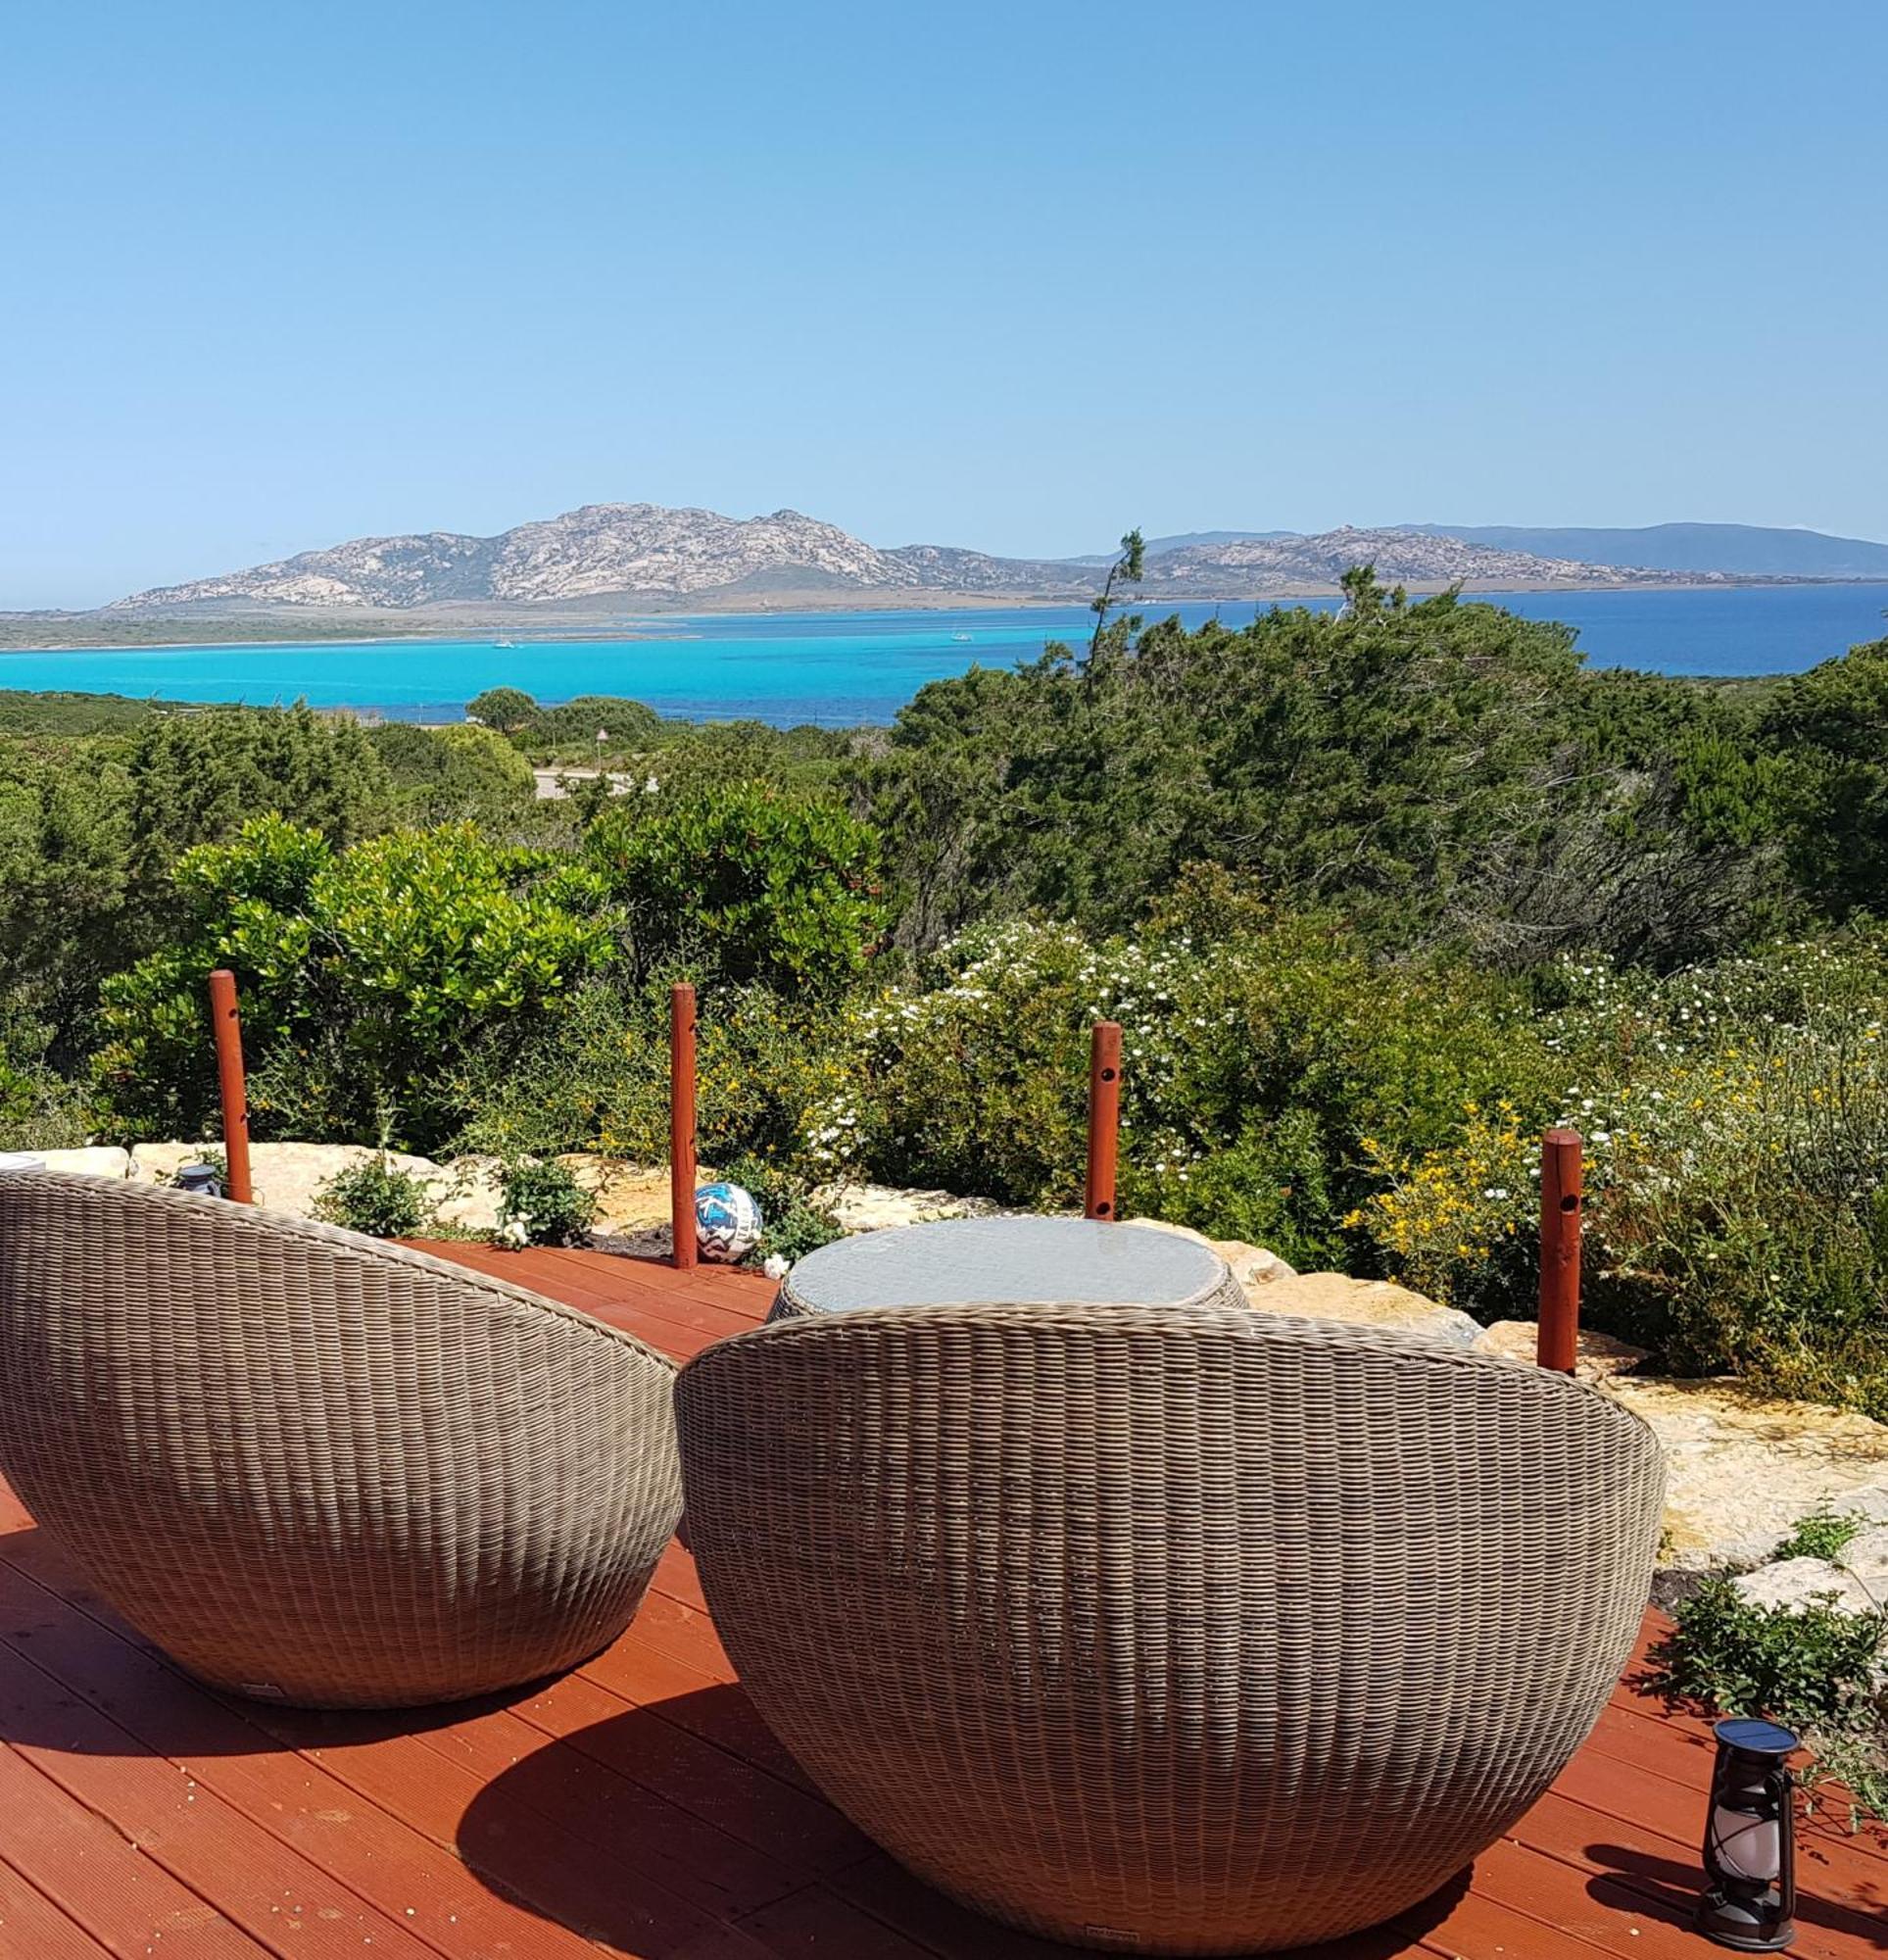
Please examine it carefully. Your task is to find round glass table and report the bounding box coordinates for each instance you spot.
[768,1215,1245,1322]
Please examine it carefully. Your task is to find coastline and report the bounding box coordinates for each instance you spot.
[4,574,1885,656]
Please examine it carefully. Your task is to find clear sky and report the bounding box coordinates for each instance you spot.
[4,0,1885,609]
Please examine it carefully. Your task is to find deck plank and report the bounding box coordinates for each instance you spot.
[0,1741,263,1958]
[0,1237,1879,1959]
[0,1855,116,1960]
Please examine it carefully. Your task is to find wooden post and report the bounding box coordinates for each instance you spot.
[1537,1127,1582,1374]
[1085,1020,1123,1220]
[206,969,254,1204]
[670,984,698,1270]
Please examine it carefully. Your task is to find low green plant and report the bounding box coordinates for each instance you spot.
[313,1154,434,1238]
[496,1156,596,1247]
[1777,1508,1868,1563]
[1647,1534,1887,1826]
[718,1153,844,1268]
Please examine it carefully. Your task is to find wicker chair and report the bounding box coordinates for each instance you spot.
[0,1172,682,1709]
[677,1298,1666,1955]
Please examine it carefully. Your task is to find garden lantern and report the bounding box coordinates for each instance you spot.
[1696,1716,1798,1952]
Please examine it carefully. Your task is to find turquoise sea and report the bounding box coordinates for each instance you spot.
[4,584,1885,726]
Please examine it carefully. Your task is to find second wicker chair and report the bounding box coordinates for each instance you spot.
[0,1172,683,1709]
[677,1298,1666,1955]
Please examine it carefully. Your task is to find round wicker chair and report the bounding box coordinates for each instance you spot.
[677,1298,1666,1955]
[0,1172,682,1709]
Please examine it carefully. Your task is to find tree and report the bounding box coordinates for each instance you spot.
[1761,634,1888,916]
[91,816,613,1147]
[371,722,539,826]
[585,784,885,994]
[467,687,539,736]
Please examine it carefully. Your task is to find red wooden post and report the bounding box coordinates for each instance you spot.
[670,983,699,1270]
[1537,1127,1582,1374]
[206,968,254,1204]
[1085,1020,1123,1220]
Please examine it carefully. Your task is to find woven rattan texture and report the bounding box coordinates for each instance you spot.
[678,1299,1666,1954]
[0,1173,682,1708]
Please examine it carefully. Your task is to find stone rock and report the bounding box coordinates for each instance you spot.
[1600,1375,1888,1590]
[555,1154,671,1235]
[1731,1556,1877,1617]
[36,1147,131,1180]
[1248,1271,1482,1348]
[126,1139,505,1233]
[1474,1319,1649,1384]
[1124,1219,1298,1301]
[1838,1526,1888,1599]
[420,1154,505,1235]
[813,1183,1006,1234]
[129,1142,217,1184]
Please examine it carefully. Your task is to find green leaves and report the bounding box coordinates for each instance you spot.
[585,783,884,997]
[92,817,612,1149]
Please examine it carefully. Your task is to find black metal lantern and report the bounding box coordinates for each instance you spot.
[1696,1716,1799,1952]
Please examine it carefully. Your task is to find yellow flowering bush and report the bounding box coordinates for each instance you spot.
[1346,1104,1538,1315]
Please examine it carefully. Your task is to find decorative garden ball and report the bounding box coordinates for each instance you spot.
[695,1182,762,1263]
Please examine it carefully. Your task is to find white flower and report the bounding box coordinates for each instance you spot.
[762,1253,790,1280]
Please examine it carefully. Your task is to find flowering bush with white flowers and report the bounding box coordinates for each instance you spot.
[1350,935,1888,1411]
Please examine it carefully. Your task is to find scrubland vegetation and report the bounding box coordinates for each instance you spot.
[3,573,1885,1406]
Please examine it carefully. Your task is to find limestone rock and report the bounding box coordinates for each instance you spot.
[1249,1271,1481,1348]
[555,1155,672,1235]
[1732,1556,1877,1617]
[129,1142,217,1184]
[126,1139,505,1233]
[1474,1320,1649,1383]
[421,1155,504,1235]
[1602,1375,1888,1587]
[1838,1526,1888,1599]
[36,1147,131,1180]
[814,1183,1005,1234]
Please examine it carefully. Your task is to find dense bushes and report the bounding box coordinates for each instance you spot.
[92,817,613,1148]
[2,597,1886,1411]
[585,784,883,994]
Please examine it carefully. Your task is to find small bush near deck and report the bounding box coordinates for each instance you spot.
[496,1156,596,1248]
[1777,1508,1868,1563]
[1647,1531,1887,1826]
[313,1155,434,1239]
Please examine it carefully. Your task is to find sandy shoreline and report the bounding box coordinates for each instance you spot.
[3,576,1882,656]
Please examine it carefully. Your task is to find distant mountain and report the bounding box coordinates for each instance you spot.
[1404,522,1888,578]
[107,503,1634,613]
[1068,528,1294,564]
[1130,526,1631,595]
[108,504,1089,612]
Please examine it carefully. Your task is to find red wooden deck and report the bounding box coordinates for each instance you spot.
[0,1242,1881,1960]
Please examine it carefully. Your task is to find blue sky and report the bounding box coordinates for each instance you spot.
[3,1,1884,608]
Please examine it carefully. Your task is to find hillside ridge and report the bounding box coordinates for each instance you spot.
[107,503,1660,612]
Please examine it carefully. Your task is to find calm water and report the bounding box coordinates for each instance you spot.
[4,584,1885,726]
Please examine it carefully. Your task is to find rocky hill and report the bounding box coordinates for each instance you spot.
[107,502,1642,613]
[1136,526,1617,595]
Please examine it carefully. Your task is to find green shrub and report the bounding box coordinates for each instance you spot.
[91,816,613,1150]
[1777,1509,1867,1563]
[313,1154,434,1238]
[0,1017,92,1150]
[496,1157,596,1247]
[1648,1566,1886,1824]
[371,722,538,826]
[456,977,860,1181]
[584,784,884,996]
